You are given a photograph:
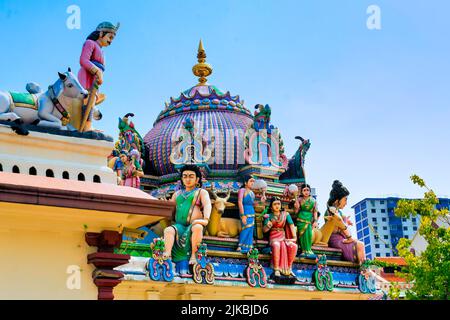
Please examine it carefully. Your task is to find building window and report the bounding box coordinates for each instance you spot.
[383,226,387,230]
[374,226,378,231]
[385,244,389,248]
[12,165,20,173]
[376,253,381,257]
[382,218,387,222]
[78,173,85,181]
[402,218,407,222]
[364,228,370,236]
[62,171,70,179]
[370,200,375,206]
[386,253,390,257]
[363,220,368,228]
[380,200,385,204]
[404,235,409,239]
[371,209,376,213]
[362,211,367,219]
[46,169,54,178]
[372,217,377,223]
[93,175,101,183]
[375,244,380,249]
[403,226,408,231]
[384,235,389,239]
[358,231,363,239]
[381,209,386,213]
[413,226,418,231]
[29,167,37,175]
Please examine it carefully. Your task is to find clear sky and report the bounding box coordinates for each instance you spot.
[1,0,449,233]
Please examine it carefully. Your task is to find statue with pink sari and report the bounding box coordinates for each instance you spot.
[119,150,144,188]
[263,197,297,281]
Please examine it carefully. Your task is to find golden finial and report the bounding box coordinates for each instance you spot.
[192,39,213,85]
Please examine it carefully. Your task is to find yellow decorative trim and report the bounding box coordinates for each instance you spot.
[297,222,309,237]
[241,223,254,231]
[206,250,359,267]
[14,103,38,110]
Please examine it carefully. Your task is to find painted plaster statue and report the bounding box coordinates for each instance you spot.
[253,104,272,132]
[206,189,238,238]
[263,197,297,277]
[120,150,144,188]
[170,117,212,166]
[163,165,212,265]
[324,180,366,264]
[107,149,123,184]
[78,21,119,131]
[294,183,318,259]
[280,136,311,182]
[109,113,145,184]
[0,69,88,131]
[237,175,256,253]
[118,113,144,154]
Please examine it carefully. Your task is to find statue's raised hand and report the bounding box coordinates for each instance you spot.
[96,70,104,85]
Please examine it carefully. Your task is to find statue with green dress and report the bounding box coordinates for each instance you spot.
[294,183,318,259]
[162,165,212,265]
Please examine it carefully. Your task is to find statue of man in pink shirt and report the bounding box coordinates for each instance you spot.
[78,21,119,130]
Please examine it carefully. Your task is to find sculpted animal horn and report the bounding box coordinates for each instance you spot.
[210,185,218,200]
[58,72,67,81]
[224,189,231,202]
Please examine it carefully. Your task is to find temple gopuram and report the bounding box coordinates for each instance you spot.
[0,30,379,299]
[110,41,379,300]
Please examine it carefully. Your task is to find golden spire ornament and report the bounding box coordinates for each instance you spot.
[192,39,213,85]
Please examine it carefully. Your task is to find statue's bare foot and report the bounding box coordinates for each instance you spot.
[274,270,281,277]
[162,252,171,260]
[343,238,354,244]
[189,256,197,265]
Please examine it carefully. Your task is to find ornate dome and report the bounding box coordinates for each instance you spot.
[144,41,254,176]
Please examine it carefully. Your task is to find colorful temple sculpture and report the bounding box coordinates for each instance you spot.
[0,21,379,298]
[0,22,175,300]
[108,113,145,187]
[112,41,378,299]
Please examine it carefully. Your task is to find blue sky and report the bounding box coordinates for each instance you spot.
[1,0,449,231]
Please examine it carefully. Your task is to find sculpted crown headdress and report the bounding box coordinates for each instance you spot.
[96,21,120,33]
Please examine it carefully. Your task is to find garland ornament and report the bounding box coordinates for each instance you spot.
[192,243,215,285]
[146,238,174,282]
[245,248,267,288]
[313,254,333,291]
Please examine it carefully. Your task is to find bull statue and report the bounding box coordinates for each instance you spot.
[206,189,240,238]
[312,214,348,246]
[0,68,102,132]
